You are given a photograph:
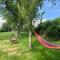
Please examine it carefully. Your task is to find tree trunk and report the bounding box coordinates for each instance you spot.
[17,27,21,38]
[16,22,21,38]
[29,30,32,48]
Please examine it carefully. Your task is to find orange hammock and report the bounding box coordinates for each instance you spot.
[34,32,60,49]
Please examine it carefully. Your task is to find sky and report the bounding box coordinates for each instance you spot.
[0,0,60,27]
[39,0,60,20]
[0,17,5,27]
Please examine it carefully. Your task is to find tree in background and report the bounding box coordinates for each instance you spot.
[0,23,12,32]
[35,18,60,40]
[46,18,60,40]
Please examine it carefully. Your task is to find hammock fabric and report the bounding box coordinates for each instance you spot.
[34,32,60,49]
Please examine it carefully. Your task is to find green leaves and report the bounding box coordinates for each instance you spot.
[35,17,60,40]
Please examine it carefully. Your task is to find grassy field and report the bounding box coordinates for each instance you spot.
[0,32,60,60]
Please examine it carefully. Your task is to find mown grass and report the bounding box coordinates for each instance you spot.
[0,32,14,40]
[0,32,60,60]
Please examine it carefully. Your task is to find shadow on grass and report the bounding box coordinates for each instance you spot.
[32,46,60,60]
[31,40,60,60]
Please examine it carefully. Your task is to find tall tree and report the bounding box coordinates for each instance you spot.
[16,0,44,48]
[16,0,56,48]
[5,0,24,38]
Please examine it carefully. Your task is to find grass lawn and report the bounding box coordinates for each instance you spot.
[0,32,60,60]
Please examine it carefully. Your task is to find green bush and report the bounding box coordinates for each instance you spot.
[34,18,60,40]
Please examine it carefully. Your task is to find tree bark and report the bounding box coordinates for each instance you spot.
[17,26,21,38]
[16,21,22,38]
[29,30,32,48]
